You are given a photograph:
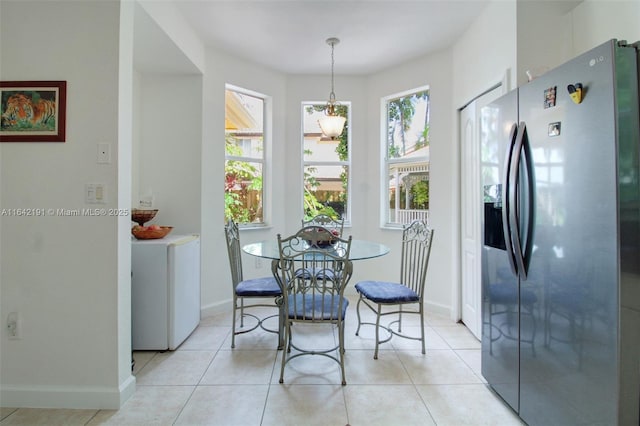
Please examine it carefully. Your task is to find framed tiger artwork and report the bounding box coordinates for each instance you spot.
[1,81,67,142]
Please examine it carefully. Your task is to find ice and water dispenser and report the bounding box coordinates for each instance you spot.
[484,184,506,250]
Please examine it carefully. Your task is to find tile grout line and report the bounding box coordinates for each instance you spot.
[172,327,229,425]
[259,345,281,426]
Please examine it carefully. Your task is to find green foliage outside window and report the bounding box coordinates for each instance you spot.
[224,135,263,223]
[387,90,429,158]
[410,180,429,209]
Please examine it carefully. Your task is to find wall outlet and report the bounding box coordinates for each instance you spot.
[7,312,21,340]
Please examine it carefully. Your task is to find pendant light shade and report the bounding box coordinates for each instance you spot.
[318,114,346,139]
[318,37,345,140]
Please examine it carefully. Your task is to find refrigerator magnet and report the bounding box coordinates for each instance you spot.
[544,86,557,108]
[567,83,583,104]
[548,122,561,137]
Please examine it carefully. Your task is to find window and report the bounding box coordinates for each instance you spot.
[225,86,267,225]
[383,87,430,226]
[302,102,350,222]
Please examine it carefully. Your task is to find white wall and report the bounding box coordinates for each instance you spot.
[136,0,205,73]
[0,0,134,408]
[515,1,577,87]
[135,75,202,235]
[570,0,640,54]
[452,1,517,107]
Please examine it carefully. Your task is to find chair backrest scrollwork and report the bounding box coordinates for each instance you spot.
[399,220,434,300]
[273,226,353,321]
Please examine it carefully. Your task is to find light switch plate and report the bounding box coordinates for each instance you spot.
[86,183,107,204]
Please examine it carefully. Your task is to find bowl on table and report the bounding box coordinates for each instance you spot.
[131,209,158,227]
[304,229,340,248]
[131,226,173,240]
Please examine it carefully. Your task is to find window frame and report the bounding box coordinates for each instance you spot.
[301,101,352,226]
[224,84,270,228]
[380,85,430,229]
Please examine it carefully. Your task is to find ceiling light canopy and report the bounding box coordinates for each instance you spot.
[318,37,346,141]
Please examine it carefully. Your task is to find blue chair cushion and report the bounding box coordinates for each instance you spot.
[287,294,349,320]
[236,276,281,297]
[355,281,419,304]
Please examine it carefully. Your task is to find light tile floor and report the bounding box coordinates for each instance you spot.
[0,297,523,425]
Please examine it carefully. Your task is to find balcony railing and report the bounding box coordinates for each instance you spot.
[391,209,429,225]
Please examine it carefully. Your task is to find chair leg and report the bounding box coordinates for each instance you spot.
[277,299,285,350]
[231,295,238,349]
[339,318,347,386]
[420,306,426,355]
[374,303,382,360]
[355,293,364,336]
[279,323,290,384]
[239,297,245,328]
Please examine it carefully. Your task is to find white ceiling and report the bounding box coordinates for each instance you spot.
[166,0,490,75]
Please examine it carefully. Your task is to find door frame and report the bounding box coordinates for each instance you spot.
[453,70,511,332]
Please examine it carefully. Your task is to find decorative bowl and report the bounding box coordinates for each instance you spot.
[132,226,173,240]
[131,209,158,226]
[305,238,337,248]
[303,228,340,248]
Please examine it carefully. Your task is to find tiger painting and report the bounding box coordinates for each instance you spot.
[1,92,57,131]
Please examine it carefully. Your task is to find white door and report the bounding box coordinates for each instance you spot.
[460,86,502,339]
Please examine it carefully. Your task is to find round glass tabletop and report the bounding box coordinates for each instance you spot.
[242,239,390,261]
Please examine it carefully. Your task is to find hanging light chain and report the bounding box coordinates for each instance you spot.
[330,39,336,102]
[326,37,340,113]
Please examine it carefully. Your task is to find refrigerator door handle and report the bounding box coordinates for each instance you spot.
[520,123,536,277]
[509,122,530,280]
[502,123,519,275]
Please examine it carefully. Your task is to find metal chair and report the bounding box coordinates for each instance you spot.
[272,225,353,385]
[354,220,434,359]
[224,219,282,349]
[302,214,344,237]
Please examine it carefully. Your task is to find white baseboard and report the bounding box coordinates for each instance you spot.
[424,300,452,319]
[200,299,231,318]
[0,375,136,409]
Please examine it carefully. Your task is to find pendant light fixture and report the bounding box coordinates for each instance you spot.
[318,37,346,140]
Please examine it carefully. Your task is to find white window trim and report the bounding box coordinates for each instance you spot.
[225,84,271,228]
[380,85,430,229]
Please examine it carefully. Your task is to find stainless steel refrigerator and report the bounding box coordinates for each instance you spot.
[480,39,639,425]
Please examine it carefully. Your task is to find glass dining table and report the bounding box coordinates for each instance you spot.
[242,239,390,261]
[242,238,390,349]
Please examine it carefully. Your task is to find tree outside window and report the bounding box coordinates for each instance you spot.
[225,87,266,224]
[302,103,350,221]
[384,87,430,226]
